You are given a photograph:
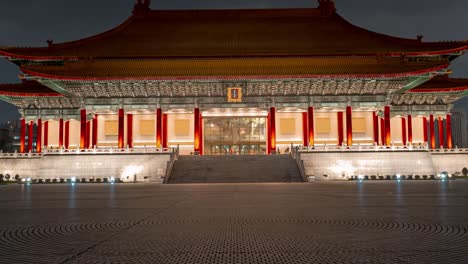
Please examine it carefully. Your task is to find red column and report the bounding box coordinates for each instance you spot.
[372,112,379,145]
[28,121,33,153]
[267,113,271,154]
[64,121,70,149]
[28,121,34,152]
[92,115,98,148]
[162,114,168,149]
[118,109,124,149]
[20,119,26,153]
[446,114,452,149]
[308,106,314,147]
[438,117,444,148]
[86,121,91,149]
[302,112,308,147]
[346,106,352,147]
[429,115,435,149]
[337,112,344,146]
[407,115,413,145]
[156,108,162,148]
[380,118,385,146]
[59,118,64,149]
[270,107,276,153]
[423,117,428,144]
[401,117,407,146]
[44,121,49,148]
[80,109,86,149]
[194,108,201,153]
[199,114,203,155]
[384,106,391,146]
[36,119,42,153]
[127,113,133,149]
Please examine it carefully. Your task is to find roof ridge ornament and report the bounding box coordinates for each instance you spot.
[133,0,151,18]
[318,0,336,16]
[417,35,424,43]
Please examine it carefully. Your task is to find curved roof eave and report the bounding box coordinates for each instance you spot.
[20,64,449,82]
[1,8,467,61]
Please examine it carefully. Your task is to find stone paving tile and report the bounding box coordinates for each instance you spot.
[0,182,467,263]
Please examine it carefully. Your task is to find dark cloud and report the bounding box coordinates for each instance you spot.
[0,0,467,122]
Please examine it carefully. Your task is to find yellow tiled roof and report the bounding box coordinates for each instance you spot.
[1,9,467,59]
[411,76,468,93]
[20,57,449,80]
[0,81,61,96]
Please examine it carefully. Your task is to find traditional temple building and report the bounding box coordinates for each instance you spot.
[1,0,467,156]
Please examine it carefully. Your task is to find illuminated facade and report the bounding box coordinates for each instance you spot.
[1,0,467,156]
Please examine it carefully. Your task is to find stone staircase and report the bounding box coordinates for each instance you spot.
[167,155,304,184]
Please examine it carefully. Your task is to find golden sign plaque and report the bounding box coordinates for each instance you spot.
[227,87,242,103]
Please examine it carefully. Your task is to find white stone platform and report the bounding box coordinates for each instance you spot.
[0,149,173,182]
[297,147,468,180]
[1,147,466,182]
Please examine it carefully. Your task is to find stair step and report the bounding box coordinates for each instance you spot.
[168,155,304,184]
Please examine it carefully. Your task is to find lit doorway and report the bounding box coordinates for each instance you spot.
[203,117,267,155]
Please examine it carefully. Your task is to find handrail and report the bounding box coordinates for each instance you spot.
[292,144,468,154]
[429,148,468,154]
[0,147,176,159]
[290,143,307,182]
[0,152,43,159]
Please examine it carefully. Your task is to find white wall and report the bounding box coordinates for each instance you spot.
[431,154,468,175]
[47,120,59,148]
[97,114,119,147]
[391,117,403,145]
[167,113,194,155]
[313,111,374,146]
[0,153,171,182]
[276,112,303,152]
[351,111,374,145]
[301,151,436,180]
[412,116,426,144]
[387,116,427,145]
[315,111,339,145]
[68,119,80,148]
[43,119,84,149]
[132,113,157,147]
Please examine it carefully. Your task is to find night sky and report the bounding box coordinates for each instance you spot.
[0,0,467,123]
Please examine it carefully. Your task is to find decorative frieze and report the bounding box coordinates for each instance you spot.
[391,93,460,106]
[5,77,463,118]
[58,78,409,98]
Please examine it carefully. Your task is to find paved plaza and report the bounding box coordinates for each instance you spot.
[0,181,467,264]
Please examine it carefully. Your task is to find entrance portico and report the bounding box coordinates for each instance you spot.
[15,103,457,156]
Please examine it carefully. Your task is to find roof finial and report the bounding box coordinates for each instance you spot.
[318,0,336,16]
[133,0,150,18]
[417,35,424,43]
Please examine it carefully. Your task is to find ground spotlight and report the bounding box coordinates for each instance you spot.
[71,177,77,183]
[358,174,364,181]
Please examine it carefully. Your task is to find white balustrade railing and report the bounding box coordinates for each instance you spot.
[0,152,43,159]
[1,145,466,159]
[295,143,468,153]
[0,146,177,159]
[429,148,468,154]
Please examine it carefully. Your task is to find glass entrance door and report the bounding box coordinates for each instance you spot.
[204,117,267,155]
